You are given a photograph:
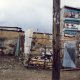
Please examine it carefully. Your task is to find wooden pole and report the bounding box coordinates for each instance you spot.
[44,46,46,69]
[52,0,60,80]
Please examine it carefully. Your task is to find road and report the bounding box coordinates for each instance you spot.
[0,55,80,80]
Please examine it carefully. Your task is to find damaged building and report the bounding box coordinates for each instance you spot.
[24,29,53,69]
[0,26,24,55]
[0,27,53,69]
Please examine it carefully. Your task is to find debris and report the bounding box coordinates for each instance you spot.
[3,38,17,55]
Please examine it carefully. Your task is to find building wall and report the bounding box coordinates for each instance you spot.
[60,6,80,35]
[0,30,24,39]
[60,6,80,68]
[0,30,53,55]
[30,33,52,56]
[32,33,52,46]
[2,38,17,55]
[60,8,64,21]
[0,30,52,44]
[0,30,24,55]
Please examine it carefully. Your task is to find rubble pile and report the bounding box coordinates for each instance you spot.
[27,41,53,69]
[27,56,53,69]
[26,47,53,69]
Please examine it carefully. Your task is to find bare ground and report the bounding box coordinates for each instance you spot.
[0,55,80,80]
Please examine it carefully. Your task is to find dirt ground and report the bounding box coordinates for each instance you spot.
[0,55,80,80]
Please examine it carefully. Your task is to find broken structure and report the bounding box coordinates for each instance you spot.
[24,29,53,69]
[0,26,24,55]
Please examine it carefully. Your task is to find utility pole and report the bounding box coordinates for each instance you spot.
[52,0,60,80]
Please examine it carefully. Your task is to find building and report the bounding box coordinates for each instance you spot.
[0,27,53,55]
[0,27,53,69]
[60,6,80,68]
[60,6,80,37]
[0,26,24,39]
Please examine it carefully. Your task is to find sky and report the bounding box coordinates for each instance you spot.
[0,0,80,33]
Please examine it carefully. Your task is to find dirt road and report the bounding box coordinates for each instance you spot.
[0,55,80,80]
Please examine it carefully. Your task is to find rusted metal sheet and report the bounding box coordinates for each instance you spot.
[0,49,4,54]
[20,35,24,52]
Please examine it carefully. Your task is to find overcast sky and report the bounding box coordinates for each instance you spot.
[0,0,80,33]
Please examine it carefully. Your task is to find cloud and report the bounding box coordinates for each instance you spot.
[0,0,80,33]
[0,0,53,33]
[61,0,80,8]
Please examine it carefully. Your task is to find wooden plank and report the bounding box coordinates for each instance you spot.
[29,37,52,40]
[61,68,80,71]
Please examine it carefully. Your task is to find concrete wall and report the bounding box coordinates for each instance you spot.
[60,8,63,21]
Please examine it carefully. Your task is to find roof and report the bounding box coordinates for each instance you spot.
[0,26,22,29]
[62,5,80,11]
[0,29,24,32]
[33,32,52,35]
